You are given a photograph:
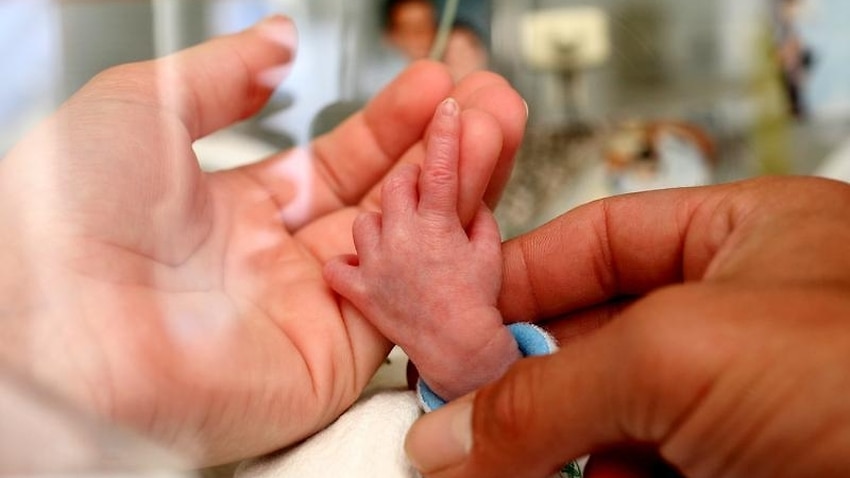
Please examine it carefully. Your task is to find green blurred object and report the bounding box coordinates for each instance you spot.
[752,25,792,175]
[560,460,583,478]
[429,0,460,60]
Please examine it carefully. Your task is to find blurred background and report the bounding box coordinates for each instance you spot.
[2,0,850,238]
[2,1,850,475]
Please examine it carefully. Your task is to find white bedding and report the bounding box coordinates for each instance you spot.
[237,348,422,478]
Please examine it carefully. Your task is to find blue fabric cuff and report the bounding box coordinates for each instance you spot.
[417,323,558,412]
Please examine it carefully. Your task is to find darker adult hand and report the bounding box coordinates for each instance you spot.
[406,177,850,477]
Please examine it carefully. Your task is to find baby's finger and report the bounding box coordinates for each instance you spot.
[352,212,382,257]
[418,98,461,217]
[467,204,502,252]
[323,255,365,300]
[381,163,420,224]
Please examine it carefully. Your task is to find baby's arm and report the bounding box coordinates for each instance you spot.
[324,98,521,402]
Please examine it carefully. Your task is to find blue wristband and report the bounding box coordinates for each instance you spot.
[417,323,558,412]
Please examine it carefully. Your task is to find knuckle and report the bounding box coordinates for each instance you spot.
[615,286,731,441]
[475,360,543,454]
[353,212,379,235]
[424,162,454,187]
[382,172,407,195]
[384,163,418,193]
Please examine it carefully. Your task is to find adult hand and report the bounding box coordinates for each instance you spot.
[0,16,527,464]
[405,176,850,477]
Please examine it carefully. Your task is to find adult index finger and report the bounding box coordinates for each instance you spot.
[497,184,736,323]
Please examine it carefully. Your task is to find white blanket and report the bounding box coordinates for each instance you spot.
[237,348,422,478]
[237,390,422,478]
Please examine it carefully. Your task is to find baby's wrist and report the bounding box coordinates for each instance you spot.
[420,325,520,401]
[417,323,558,412]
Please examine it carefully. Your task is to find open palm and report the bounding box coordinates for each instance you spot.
[0,16,527,464]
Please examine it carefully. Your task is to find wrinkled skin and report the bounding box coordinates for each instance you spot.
[406,176,850,478]
[0,16,527,464]
[325,98,519,402]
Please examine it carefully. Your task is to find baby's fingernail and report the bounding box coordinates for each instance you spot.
[523,99,530,118]
[441,97,459,117]
[405,399,473,473]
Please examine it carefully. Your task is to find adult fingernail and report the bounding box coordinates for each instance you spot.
[255,14,298,50]
[405,399,473,473]
[253,15,298,88]
[257,14,290,28]
[523,99,530,118]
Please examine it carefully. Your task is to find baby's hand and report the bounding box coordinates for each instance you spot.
[324,98,520,401]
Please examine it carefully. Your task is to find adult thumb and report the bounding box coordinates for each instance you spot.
[83,15,297,141]
[404,314,710,478]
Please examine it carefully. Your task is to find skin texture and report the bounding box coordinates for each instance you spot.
[324,98,520,402]
[405,176,850,478]
[0,16,528,465]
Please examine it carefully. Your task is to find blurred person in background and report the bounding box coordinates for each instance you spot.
[357,0,437,99]
[383,0,437,61]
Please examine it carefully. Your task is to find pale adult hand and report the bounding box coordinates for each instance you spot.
[405,176,850,477]
[0,16,527,465]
